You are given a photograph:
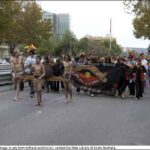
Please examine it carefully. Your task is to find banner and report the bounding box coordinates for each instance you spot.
[72,63,123,96]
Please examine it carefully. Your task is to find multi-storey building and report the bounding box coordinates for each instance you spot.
[43,11,70,38]
[56,14,70,38]
[43,11,57,37]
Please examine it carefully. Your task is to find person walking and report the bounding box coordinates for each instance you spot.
[133,58,147,100]
[62,55,73,103]
[43,56,53,93]
[24,51,36,97]
[140,53,148,92]
[117,57,133,99]
[32,56,45,106]
[11,50,24,101]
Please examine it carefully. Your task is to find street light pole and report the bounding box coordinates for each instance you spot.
[70,40,72,57]
[109,17,112,56]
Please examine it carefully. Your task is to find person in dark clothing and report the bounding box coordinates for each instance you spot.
[128,66,136,97]
[52,59,64,92]
[117,57,133,99]
[43,56,53,93]
[127,56,136,98]
[48,56,55,92]
[133,58,147,100]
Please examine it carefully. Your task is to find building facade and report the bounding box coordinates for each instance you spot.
[43,11,57,37]
[56,14,70,38]
[43,11,70,38]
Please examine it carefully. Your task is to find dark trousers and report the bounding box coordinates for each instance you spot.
[47,81,63,92]
[50,81,54,92]
[45,80,50,92]
[61,81,64,89]
[76,87,80,93]
[135,80,143,98]
[118,80,128,95]
[28,80,34,96]
[128,81,135,96]
[142,81,145,93]
[53,81,59,92]
[20,79,24,91]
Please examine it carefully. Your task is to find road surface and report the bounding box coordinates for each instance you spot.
[0,86,150,145]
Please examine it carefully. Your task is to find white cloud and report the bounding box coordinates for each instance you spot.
[37,1,149,48]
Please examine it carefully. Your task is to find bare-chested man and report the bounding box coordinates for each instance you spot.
[32,56,45,106]
[63,54,73,103]
[11,49,24,101]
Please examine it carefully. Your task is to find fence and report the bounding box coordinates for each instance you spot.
[0,64,12,85]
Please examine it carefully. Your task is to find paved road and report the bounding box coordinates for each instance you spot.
[0,84,13,93]
[0,86,150,145]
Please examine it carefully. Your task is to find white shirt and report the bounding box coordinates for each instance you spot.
[25,56,36,67]
[141,59,148,70]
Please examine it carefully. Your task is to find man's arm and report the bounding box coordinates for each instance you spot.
[38,64,45,79]
[21,56,25,73]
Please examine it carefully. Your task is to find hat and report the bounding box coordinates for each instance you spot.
[24,44,36,53]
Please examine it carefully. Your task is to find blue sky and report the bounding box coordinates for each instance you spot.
[37,1,150,48]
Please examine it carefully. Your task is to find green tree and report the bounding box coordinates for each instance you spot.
[54,31,78,56]
[37,37,59,56]
[87,39,108,55]
[99,38,123,56]
[0,1,52,53]
[77,38,89,52]
[0,1,22,47]
[77,38,107,55]
[124,0,150,40]
[20,1,51,46]
[77,37,122,56]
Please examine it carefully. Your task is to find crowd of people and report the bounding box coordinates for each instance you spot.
[9,49,150,106]
[10,49,73,105]
[75,52,150,99]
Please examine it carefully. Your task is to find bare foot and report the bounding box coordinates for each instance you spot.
[64,99,69,103]
[14,97,18,101]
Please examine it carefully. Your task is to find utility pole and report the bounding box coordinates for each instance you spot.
[70,40,72,57]
[109,17,112,56]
